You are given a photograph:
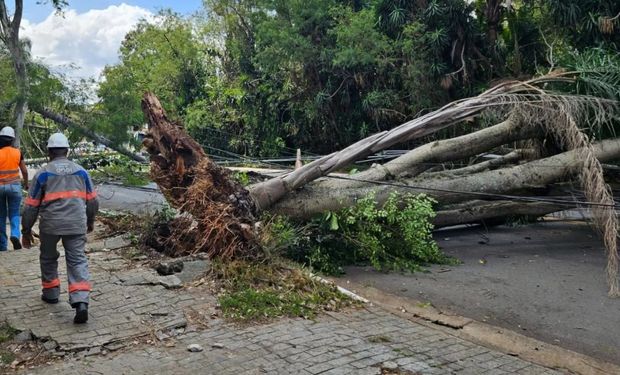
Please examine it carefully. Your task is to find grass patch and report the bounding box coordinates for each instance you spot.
[212,259,355,322]
[0,350,15,365]
[91,163,149,186]
[0,323,17,365]
[0,323,16,343]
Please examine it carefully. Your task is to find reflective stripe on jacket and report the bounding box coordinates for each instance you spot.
[22,157,99,235]
[0,147,21,185]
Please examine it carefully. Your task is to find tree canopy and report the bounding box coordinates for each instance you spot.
[1,0,619,156]
[95,0,619,156]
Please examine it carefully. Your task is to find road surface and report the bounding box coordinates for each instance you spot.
[338,221,620,365]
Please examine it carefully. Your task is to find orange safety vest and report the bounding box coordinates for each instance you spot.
[0,147,21,185]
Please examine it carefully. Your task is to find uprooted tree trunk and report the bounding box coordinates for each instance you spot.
[35,108,147,163]
[268,138,620,218]
[140,72,620,296]
[141,93,257,258]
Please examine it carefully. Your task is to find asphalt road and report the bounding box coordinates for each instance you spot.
[96,183,166,215]
[338,221,620,365]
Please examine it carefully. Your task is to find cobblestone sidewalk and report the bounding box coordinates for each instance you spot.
[0,234,202,353]
[0,232,564,374]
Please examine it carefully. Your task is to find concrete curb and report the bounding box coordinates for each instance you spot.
[331,280,620,375]
[310,273,369,303]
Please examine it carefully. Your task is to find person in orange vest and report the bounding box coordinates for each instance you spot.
[0,126,29,251]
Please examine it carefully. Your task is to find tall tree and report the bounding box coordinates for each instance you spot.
[0,0,65,146]
[0,0,27,146]
[97,12,207,146]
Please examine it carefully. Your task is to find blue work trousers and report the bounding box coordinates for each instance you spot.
[0,183,21,251]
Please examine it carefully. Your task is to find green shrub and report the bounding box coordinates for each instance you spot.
[267,192,453,275]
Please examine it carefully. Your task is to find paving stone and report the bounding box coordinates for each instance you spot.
[382,360,398,370]
[159,275,183,289]
[14,330,33,342]
[103,235,132,250]
[1,236,564,375]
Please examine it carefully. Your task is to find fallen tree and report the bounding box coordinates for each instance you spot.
[268,138,620,218]
[35,108,147,163]
[140,72,620,296]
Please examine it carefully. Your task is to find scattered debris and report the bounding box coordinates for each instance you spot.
[103,342,126,352]
[155,260,184,276]
[368,335,391,343]
[186,344,203,352]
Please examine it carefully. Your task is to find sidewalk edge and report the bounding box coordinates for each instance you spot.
[332,280,620,375]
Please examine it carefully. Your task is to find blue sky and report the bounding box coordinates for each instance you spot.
[15,1,205,80]
[23,1,204,22]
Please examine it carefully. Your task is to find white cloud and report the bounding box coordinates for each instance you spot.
[21,3,153,80]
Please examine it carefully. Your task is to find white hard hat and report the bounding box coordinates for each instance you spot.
[47,133,70,148]
[0,126,15,139]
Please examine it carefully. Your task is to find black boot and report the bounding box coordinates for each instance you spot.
[73,302,88,324]
[11,236,21,250]
[41,295,58,304]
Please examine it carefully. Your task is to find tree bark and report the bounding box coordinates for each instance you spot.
[319,117,537,189]
[0,0,27,147]
[423,149,524,179]
[433,200,564,228]
[265,138,620,219]
[36,108,147,162]
[485,0,502,47]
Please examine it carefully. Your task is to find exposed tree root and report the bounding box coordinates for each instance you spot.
[141,93,257,259]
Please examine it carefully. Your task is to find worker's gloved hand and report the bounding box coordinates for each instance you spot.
[22,232,34,249]
[87,222,94,233]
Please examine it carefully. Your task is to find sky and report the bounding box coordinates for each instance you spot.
[14,1,204,80]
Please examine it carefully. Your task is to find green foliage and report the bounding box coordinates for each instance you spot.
[232,171,251,186]
[258,214,304,257]
[213,260,353,322]
[3,0,619,159]
[561,48,620,100]
[0,350,15,365]
[0,323,16,344]
[97,11,208,146]
[264,192,453,275]
[86,155,149,186]
[156,203,177,223]
[310,192,451,274]
[0,322,17,365]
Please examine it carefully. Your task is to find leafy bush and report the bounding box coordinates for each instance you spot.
[265,192,453,275]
